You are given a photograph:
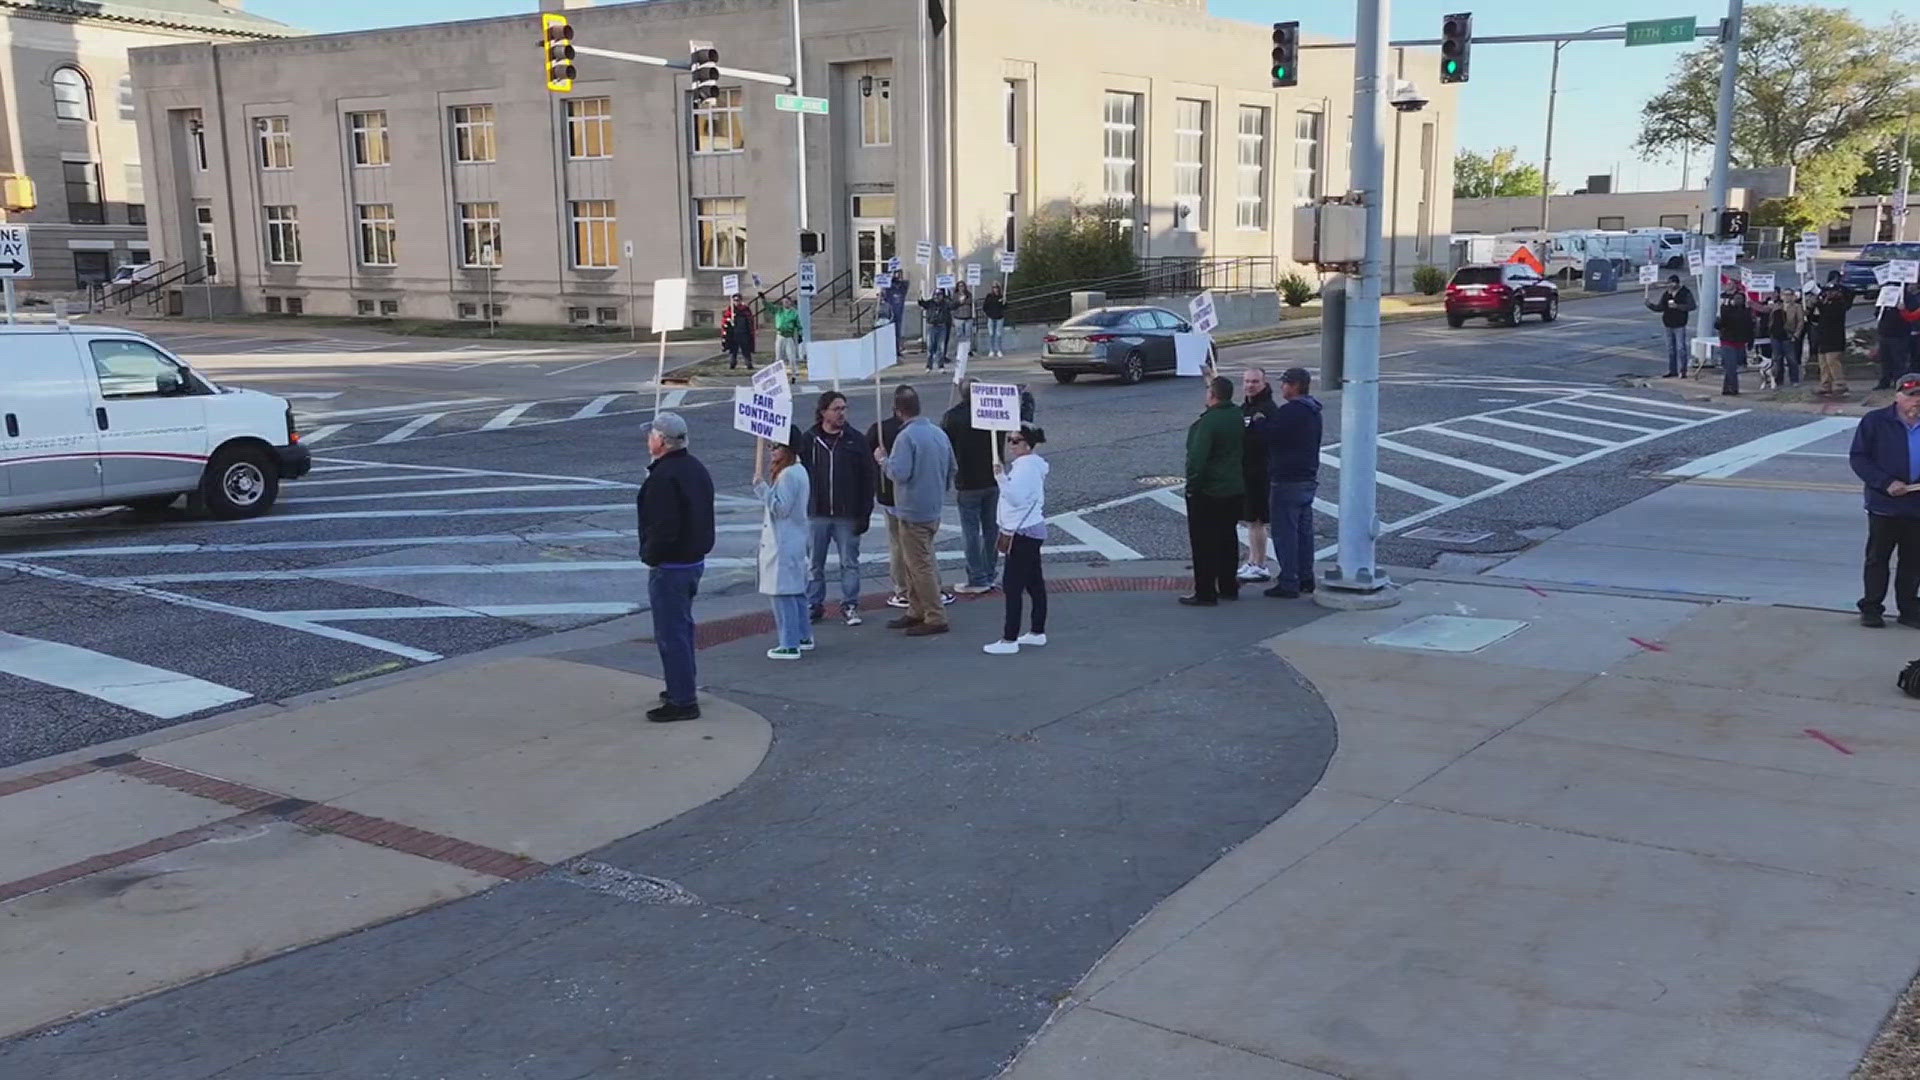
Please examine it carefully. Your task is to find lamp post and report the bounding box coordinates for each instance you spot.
[1540,23,1623,233]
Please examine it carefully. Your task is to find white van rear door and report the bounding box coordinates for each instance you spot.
[81,337,210,500]
[1,335,102,511]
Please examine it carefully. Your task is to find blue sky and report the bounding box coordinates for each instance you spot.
[249,0,1905,193]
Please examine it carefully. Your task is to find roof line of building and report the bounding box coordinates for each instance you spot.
[0,0,298,40]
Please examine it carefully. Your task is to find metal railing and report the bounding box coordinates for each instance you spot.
[90,260,213,317]
[1004,255,1278,324]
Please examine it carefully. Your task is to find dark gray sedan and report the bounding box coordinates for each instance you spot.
[1039,306,1209,384]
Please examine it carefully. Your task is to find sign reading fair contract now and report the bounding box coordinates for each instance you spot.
[969,382,1022,432]
[733,387,791,440]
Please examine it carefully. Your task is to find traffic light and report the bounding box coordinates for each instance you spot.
[1440,12,1472,84]
[690,41,720,105]
[1270,21,1299,88]
[542,13,575,93]
[1717,210,1750,239]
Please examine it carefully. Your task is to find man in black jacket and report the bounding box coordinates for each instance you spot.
[1809,273,1854,396]
[1646,274,1696,378]
[637,412,715,722]
[1238,368,1277,583]
[796,391,875,626]
[944,378,1001,594]
[1252,368,1324,599]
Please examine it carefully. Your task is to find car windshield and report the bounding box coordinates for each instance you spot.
[1061,310,1130,328]
[1452,267,1500,285]
[1862,243,1920,260]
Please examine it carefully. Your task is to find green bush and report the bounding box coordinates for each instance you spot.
[1006,200,1138,296]
[1412,265,1448,295]
[1277,272,1315,307]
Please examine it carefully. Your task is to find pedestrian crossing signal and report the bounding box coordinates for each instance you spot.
[543,13,576,93]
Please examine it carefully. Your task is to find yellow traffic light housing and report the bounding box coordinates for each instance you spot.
[1,174,35,212]
[542,13,576,93]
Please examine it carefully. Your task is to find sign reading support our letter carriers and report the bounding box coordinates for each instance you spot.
[969,382,1022,432]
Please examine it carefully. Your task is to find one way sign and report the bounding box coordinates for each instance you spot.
[0,225,30,278]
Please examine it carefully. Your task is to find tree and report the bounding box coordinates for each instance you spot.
[1006,199,1136,295]
[1855,134,1918,197]
[1454,147,1550,198]
[1635,4,1920,180]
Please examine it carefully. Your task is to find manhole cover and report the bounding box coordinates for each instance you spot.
[1135,475,1185,487]
[1403,526,1494,545]
[1368,614,1527,653]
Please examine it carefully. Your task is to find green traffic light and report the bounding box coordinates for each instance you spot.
[1445,59,1458,74]
[1273,66,1288,79]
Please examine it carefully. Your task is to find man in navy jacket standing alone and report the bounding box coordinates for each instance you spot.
[1849,375,1920,628]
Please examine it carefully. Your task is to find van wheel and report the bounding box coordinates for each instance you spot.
[200,444,279,520]
[1052,371,1078,384]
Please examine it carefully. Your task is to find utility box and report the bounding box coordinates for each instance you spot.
[1294,203,1367,266]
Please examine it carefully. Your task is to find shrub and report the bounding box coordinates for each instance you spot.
[1277,272,1315,307]
[1005,200,1138,296]
[1412,265,1448,295]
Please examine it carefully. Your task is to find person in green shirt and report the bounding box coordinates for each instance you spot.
[774,297,805,367]
[1181,375,1245,606]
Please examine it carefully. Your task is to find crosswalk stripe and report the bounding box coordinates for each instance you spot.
[0,631,250,718]
[1460,415,1615,446]
[571,394,624,420]
[1515,407,1660,434]
[1376,437,1521,481]
[281,483,611,505]
[480,402,537,431]
[661,389,689,409]
[1544,400,1693,425]
[1418,425,1570,462]
[1579,391,1728,415]
[374,412,445,444]
[1662,416,1856,480]
[299,424,347,445]
[307,397,499,421]
[1049,513,1144,561]
[1320,451,1456,504]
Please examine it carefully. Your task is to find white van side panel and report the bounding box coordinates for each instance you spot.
[82,337,213,499]
[0,338,103,511]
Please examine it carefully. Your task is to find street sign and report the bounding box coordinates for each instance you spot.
[914,240,932,265]
[1624,17,1695,47]
[998,251,1017,274]
[797,260,817,295]
[1705,240,1740,264]
[0,224,31,277]
[965,263,982,287]
[774,94,830,115]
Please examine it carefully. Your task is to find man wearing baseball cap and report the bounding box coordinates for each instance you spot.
[637,412,716,719]
[1848,375,1920,628]
[1249,367,1325,598]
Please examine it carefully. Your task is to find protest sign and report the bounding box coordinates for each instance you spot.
[1638,264,1659,286]
[950,341,971,385]
[751,273,763,288]
[1879,284,1907,308]
[650,277,687,333]
[722,273,740,297]
[751,360,790,401]
[969,382,1022,432]
[966,263,982,287]
[888,255,902,272]
[1742,270,1774,293]
[732,387,791,440]
[1889,260,1920,285]
[936,273,955,291]
[1174,333,1213,376]
[915,241,932,264]
[939,244,956,262]
[998,251,1017,273]
[1875,263,1894,286]
[874,272,892,292]
[1687,249,1704,275]
[1188,291,1219,334]
[805,324,896,383]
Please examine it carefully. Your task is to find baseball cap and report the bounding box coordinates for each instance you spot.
[649,411,689,441]
[1898,376,1920,396]
[1280,367,1312,387]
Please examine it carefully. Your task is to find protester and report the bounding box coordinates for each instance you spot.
[982,283,1008,357]
[795,391,874,627]
[869,388,955,612]
[1180,375,1245,606]
[920,289,954,370]
[1878,282,1920,388]
[1809,272,1854,396]
[774,296,804,368]
[720,294,756,371]
[1252,367,1325,598]
[756,438,814,660]
[886,272,910,354]
[1771,288,1805,387]
[1714,281,1753,397]
[636,412,715,722]
[983,424,1050,655]
[943,377,1000,595]
[1237,368,1276,583]
[1848,374,1920,628]
[1646,273,1696,378]
[952,282,976,357]
[876,386,956,635]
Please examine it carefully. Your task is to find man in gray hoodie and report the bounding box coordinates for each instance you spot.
[875,385,956,636]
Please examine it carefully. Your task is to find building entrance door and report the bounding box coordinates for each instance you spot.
[851,193,896,294]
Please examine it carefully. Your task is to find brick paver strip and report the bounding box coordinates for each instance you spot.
[0,760,103,799]
[0,811,271,904]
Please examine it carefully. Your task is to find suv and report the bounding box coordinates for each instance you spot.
[1841,242,1920,296]
[1,325,310,519]
[1444,263,1560,327]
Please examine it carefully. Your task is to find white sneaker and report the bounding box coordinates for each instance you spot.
[941,590,957,605]
[983,639,1020,655]
[1016,632,1047,647]
[886,592,910,609]
[798,639,816,651]
[844,609,863,627]
[954,583,991,595]
[766,647,802,660]
[1238,564,1272,582]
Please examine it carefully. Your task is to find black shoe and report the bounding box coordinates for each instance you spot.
[1898,615,1920,630]
[1861,611,1887,628]
[647,702,701,723]
[1178,595,1217,607]
[809,606,825,624]
[1264,584,1301,599]
[1299,577,1316,594]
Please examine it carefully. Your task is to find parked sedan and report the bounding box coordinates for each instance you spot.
[1444,263,1560,327]
[1841,242,1920,296]
[1040,306,1206,384]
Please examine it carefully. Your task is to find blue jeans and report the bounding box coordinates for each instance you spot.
[955,318,975,353]
[925,322,950,368]
[955,486,999,588]
[1663,325,1689,376]
[807,518,861,614]
[1721,344,1745,394]
[1269,480,1318,592]
[771,594,810,649]
[648,564,703,706]
[987,318,1005,354]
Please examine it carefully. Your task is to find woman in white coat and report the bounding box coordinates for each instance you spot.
[757,438,814,660]
[984,424,1050,655]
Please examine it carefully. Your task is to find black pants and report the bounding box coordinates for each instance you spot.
[1862,513,1920,618]
[1187,493,1241,600]
[1001,534,1047,640]
[1879,335,1916,388]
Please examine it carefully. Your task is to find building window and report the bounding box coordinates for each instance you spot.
[458,202,502,267]
[597,306,618,324]
[52,67,92,121]
[188,111,209,171]
[380,300,399,316]
[1102,92,1140,233]
[117,75,135,120]
[125,162,147,227]
[1293,110,1322,204]
[348,111,389,167]
[1659,213,1690,229]
[266,296,284,314]
[264,205,301,264]
[569,199,618,268]
[458,302,478,319]
[196,205,218,280]
[861,79,892,147]
[1236,106,1268,230]
[693,86,745,154]
[1597,215,1626,230]
[1004,194,1019,254]
[356,299,375,315]
[63,161,104,224]
[256,116,293,170]
[1172,98,1207,232]
[286,297,303,316]
[73,251,111,288]
[565,97,612,159]
[356,203,397,266]
[569,306,591,324]
[128,247,149,264]
[452,104,496,163]
[693,196,747,269]
[1004,80,1018,145]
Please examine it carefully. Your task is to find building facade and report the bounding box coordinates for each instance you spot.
[129,0,1457,327]
[0,0,292,295]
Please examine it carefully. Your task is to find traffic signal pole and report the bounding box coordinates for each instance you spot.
[1695,0,1743,350]
[788,0,813,369]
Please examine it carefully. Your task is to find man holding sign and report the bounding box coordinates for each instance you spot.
[1645,273,1696,378]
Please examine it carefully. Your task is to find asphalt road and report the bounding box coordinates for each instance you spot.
[0,291,1869,766]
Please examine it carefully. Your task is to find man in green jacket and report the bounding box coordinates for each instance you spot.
[774,297,804,367]
[1181,375,1246,606]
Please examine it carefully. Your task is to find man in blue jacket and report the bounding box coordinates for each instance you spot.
[1849,374,1920,628]
[1251,367,1325,599]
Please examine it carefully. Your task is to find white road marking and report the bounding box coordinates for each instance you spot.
[281,483,613,505]
[1580,391,1727,415]
[306,397,499,421]
[1662,416,1857,480]
[278,603,643,621]
[1048,513,1144,561]
[373,412,445,444]
[312,457,637,488]
[571,394,625,420]
[13,529,636,559]
[299,424,348,445]
[480,402,537,431]
[1376,437,1521,482]
[661,389,689,409]
[225,504,634,524]
[1542,399,1693,424]
[278,392,344,400]
[1463,415,1615,446]
[1419,425,1570,462]
[0,632,251,718]
[1516,407,1661,434]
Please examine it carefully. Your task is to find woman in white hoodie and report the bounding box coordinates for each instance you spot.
[984,424,1050,656]
[756,438,814,660]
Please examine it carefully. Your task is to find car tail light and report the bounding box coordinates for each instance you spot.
[1486,283,1510,295]
[1086,334,1117,343]
[1043,334,1059,343]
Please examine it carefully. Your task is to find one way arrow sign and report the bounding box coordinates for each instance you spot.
[0,225,31,279]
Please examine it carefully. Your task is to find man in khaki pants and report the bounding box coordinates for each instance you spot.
[876,386,956,636]
[1809,273,1854,396]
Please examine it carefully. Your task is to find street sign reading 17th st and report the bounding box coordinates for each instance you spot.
[1624,17,1696,46]
[775,94,829,115]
